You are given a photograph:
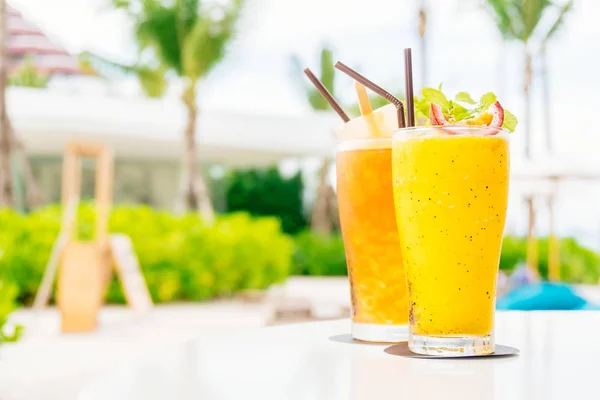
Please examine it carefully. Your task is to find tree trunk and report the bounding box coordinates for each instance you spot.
[0,0,12,208]
[326,182,340,232]
[547,193,560,282]
[182,84,215,223]
[311,157,333,235]
[523,49,533,160]
[526,195,539,278]
[540,46,552,155]
[418,0,428,91]
[14,136,42,209]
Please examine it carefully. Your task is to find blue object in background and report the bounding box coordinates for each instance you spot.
[509,264,540,287]
[573,302,600,311]
[497,282,589,311]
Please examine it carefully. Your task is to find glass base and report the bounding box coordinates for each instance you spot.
[409,333,494,355]
[352,322,409,343]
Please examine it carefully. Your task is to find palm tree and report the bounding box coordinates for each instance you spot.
[291,47,337,234]
[101,0,246,221]
[0,0,12,207]
[484,0,573,159]
[539,43,552,153]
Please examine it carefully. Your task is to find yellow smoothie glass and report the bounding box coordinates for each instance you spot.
[392,126,509,355]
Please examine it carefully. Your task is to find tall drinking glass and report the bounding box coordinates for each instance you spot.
[337,129,409,342]
[392,126,510,355]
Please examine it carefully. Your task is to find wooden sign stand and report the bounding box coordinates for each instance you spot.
[33,142,153,333]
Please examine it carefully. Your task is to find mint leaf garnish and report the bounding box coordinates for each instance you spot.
[414,95,430,118]
[503,109,518,133]
[422,88,450,111]
[478,92,497,110]
[414,87,518,132]
[452,102,474,121]
[455,92,477,105]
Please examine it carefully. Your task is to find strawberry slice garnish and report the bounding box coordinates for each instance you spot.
[430,103,449,126]
[486,101,504,128]
[429,101,505,135]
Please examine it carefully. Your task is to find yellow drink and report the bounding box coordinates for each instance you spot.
[392,126,509,355]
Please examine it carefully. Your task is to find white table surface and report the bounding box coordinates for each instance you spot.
[78,311,600,400]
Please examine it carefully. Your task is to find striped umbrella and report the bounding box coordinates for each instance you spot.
[7,5,87,76]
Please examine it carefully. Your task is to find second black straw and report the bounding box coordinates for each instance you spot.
[404,48,415,127]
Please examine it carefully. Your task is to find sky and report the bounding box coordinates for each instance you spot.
[8,0,600,244]
[9,0,600,160]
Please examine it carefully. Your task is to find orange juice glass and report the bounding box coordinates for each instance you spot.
[337,137,409,342]
[392,126,510,355]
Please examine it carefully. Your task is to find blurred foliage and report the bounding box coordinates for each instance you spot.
[484,0,573,45]
[499,236,600,284]
[92,0,247,213]
[225,167,307,234]
[291,46,403,118]
[0,210,25,344]
[293,231,600,284]
[3,202,597,312]
[96,0,246,98]
[8,57,49,88]
[0,280,23,345]
[293,231,346,276]
[291,47,336,111]
[0,205,293,305]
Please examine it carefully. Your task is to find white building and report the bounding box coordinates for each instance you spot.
[10,87,337,209]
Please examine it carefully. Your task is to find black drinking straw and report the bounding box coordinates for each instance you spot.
[335,61,406,128]
[404,48,415,127]
[304,68,350,122]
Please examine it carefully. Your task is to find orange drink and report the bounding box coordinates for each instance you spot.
[336,105,408,342]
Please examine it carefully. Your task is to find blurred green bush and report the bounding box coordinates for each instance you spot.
[225,167,307,234]
[293,231,346,276]
[0,205,293,305]
[499,236,600,284]
[2,203,598,309]
[293,232,600,283]
[0,280,22,345]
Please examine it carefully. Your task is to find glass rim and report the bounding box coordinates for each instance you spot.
[393,125,510,138]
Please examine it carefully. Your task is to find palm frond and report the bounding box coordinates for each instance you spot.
[175,0,199,38]
[112,0,244,95]
[181,17,211,79]
[112,0,131,9]
[522,0,552,41]
[79,51,167,98]
[306,47,335,110]
[542,0,574,46]
[138,65,168,97]
[180,0,245,80]
[289,46,337,111]
[319,47,334,93]
[484,0,518,39]
[136,5,183,74]
[79,51,139,79]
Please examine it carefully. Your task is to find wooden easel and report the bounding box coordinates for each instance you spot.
[33,141,153,333]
